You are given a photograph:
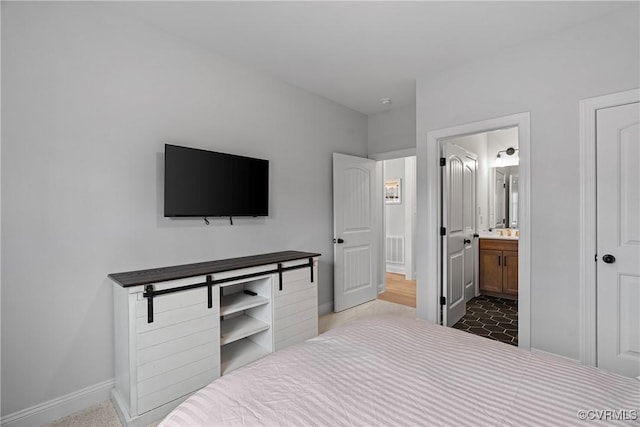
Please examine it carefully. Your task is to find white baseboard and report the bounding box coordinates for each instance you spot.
[378,282,385,293]
[1,379,115,427]
[530,347,581,364]
[318,301,333,316]
[385,265,405,275]
[111,389,186,427]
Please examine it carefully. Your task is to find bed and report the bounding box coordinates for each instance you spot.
[159,315,639,426]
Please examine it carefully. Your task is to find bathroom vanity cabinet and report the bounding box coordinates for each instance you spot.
[479,239,518,298]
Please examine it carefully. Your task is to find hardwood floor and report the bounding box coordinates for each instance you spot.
[378,272,416,308]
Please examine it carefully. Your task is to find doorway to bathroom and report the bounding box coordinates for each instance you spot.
[441,128,519,346]
[417,112,531,350]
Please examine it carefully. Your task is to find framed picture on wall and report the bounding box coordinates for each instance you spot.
[385,179,402,204]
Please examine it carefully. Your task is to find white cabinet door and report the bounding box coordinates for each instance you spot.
[596,101,640,378]
[133,283,220,415]
[273,261,318,350]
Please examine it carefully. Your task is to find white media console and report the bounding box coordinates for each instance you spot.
[109,251,320,427]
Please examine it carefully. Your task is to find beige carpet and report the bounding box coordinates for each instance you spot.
[43,299,415,427]
[40,400,140,427]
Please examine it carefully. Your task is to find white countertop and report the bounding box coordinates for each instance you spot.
[479,231,519,240]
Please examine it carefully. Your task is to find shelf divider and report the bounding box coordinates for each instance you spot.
[220,293,270,317]
[220,315,269,346]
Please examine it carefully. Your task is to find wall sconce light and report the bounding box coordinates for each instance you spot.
[496,147,518,165]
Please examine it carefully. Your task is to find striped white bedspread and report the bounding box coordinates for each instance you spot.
[160,316,639,426]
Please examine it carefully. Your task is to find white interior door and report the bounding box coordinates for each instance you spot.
[333,153,378,312]
[596,101,640,378]
[442,143,477,326]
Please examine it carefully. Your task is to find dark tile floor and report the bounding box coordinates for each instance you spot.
[452,295,518,346]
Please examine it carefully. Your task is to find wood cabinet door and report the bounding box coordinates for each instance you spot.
[502,250,519,296]
[479,249,502,293]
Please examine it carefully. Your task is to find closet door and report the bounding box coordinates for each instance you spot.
[596,101,640,378]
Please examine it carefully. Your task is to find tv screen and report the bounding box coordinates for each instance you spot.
[164,144,269,217]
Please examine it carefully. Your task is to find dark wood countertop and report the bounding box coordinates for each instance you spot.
[109,250,321,288]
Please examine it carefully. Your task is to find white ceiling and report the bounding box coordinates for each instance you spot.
[106,1,630,115]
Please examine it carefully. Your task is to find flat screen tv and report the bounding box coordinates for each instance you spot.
[164,144,269,218]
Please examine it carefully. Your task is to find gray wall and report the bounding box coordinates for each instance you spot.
[367,104,416,155]
[416,5,639,359]
[383,158,417,278]
[384,158,406,237]
[1,2,366,416]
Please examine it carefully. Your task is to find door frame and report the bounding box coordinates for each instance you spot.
[578,88,640,367]
[417,112,531,349]
[369,148,417,294]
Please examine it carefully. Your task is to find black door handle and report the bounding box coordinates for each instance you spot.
[464,239,471,244]
[602,254,616,264]
[333,238,344,244]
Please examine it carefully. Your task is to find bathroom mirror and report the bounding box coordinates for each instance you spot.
[490,166,519,228]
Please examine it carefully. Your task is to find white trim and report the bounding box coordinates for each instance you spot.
[578,88,640,367]
[379,161,387,296]
[417,112,531,349]
[111,389,189,427]
[0,379,115,427]
[404,156,417,280]
[318,301,333,316]
[385,264,406,275]
[0,2,3,413]
[374,161,384,305]
[530,347,581,364]
[368,147,416,161]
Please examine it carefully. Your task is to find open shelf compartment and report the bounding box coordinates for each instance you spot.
[220,314,270,346]
[220,292,270,317]
[220,337,271,375]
